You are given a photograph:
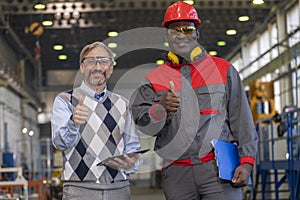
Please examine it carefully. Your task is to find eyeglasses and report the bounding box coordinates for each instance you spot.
[167,26,196,35]
[81,57,113,67]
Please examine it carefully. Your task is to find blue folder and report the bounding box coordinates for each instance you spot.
[211,139,252,184]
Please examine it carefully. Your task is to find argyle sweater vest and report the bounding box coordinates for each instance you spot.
[58,88,130,186]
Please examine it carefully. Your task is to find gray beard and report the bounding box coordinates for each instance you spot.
[87,70,110,86]
[87,76,109,86]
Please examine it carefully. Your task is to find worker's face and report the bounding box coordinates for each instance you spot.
[80,47,113,87]
[166,21,199,58]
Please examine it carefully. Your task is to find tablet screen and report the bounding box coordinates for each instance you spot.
[97,149,150,166]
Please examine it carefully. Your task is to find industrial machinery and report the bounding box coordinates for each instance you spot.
[249,81,276,124]
[254,107,300,200]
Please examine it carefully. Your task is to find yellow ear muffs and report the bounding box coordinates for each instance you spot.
[167,46,203,64]
[167,51,180,64]
[190,46,202,61]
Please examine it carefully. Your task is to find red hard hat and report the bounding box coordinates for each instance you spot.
[162,1,201,28]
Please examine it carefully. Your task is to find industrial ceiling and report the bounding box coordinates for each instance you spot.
[0,0,287,89]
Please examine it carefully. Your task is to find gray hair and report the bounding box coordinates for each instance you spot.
[79,41,114,64]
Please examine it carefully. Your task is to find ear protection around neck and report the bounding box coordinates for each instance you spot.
[167,51,180,64]
[167,46,203,64]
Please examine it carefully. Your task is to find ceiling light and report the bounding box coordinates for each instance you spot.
[69,19,77,24]
[34,3,46,10]
[252,0,264,5]
[183,0,194,5]
[58,55,67,60]
[217,41,226,46]
[22,128,27,134]
[113,61,117,66]
[29,130,35,136]
[42,20,53,26]
[54,12,61,20]
[226,29,237,36]
[53,44,63,51]
[209,51,217,56]
[108,31,118,37]
[63,11,71,20]
[156,60,164,65]
[113,52,117,57]
[238,16,250,22]
[163,42,169,47]
[72,11,80,19]
[108,43,117,48]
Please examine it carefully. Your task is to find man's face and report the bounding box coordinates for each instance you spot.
[80,47,113,87]
[166,21,199,58]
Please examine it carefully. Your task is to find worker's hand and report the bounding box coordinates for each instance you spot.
[158,81,180,113]
[231,163,252,188]
[106,153,142,170]
[71,96,88,126]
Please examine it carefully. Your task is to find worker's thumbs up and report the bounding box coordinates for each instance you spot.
[158,80,180,114]
[71,95,88,125]
[169,81,175,93]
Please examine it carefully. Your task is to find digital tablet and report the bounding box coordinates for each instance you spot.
[97,149,150,166]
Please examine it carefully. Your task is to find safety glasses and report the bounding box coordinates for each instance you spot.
[81,57,113,67]
[167,26,196,35]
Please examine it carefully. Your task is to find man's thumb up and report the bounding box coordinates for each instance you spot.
[78,95,84,105]
[72,95,88,125]
[158,80,180,114]
[169,81,175,93]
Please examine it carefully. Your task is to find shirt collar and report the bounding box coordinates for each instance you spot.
[80,81,107,99]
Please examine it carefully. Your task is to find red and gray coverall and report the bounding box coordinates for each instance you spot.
[130,49,258,199]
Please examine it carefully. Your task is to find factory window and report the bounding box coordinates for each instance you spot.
[248,40,259,73]
[286,5,300,47]
[259,30,271,66]
[270,23,279,59]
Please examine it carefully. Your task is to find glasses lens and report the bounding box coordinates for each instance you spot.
[82,57,113,67]
[99,57,113,66]
[83,57,97,66]
[181,26,196,34]
[167,29,178,35]
[168,26,196,35]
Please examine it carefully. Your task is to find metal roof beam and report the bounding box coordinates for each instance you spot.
[0,0,278,15]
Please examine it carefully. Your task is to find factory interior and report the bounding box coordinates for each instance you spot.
[0,0,299,199]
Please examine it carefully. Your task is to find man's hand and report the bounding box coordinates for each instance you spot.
[231,163,252,187]
[71,96,88,125]
[158,81,180,113]
[106,153,142,170]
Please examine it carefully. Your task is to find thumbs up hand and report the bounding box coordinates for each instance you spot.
[158,81,180,113]
[169,80,175,93]
[71,96,88,125]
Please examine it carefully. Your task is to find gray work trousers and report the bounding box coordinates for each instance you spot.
[62,185,130,200]
[161,160,242,200]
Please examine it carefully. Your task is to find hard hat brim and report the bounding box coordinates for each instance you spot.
[162,19,201,28]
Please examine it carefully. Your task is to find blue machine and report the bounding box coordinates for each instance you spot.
[254,107,300,200]
[2,152,15,180]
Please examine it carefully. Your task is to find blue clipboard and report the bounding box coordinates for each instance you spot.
[211,139,252,184]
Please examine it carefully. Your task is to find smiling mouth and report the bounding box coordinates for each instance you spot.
[93,73,105,81]
[92,69,105,75]
[175,41,190,46]
[90,70,106,81]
